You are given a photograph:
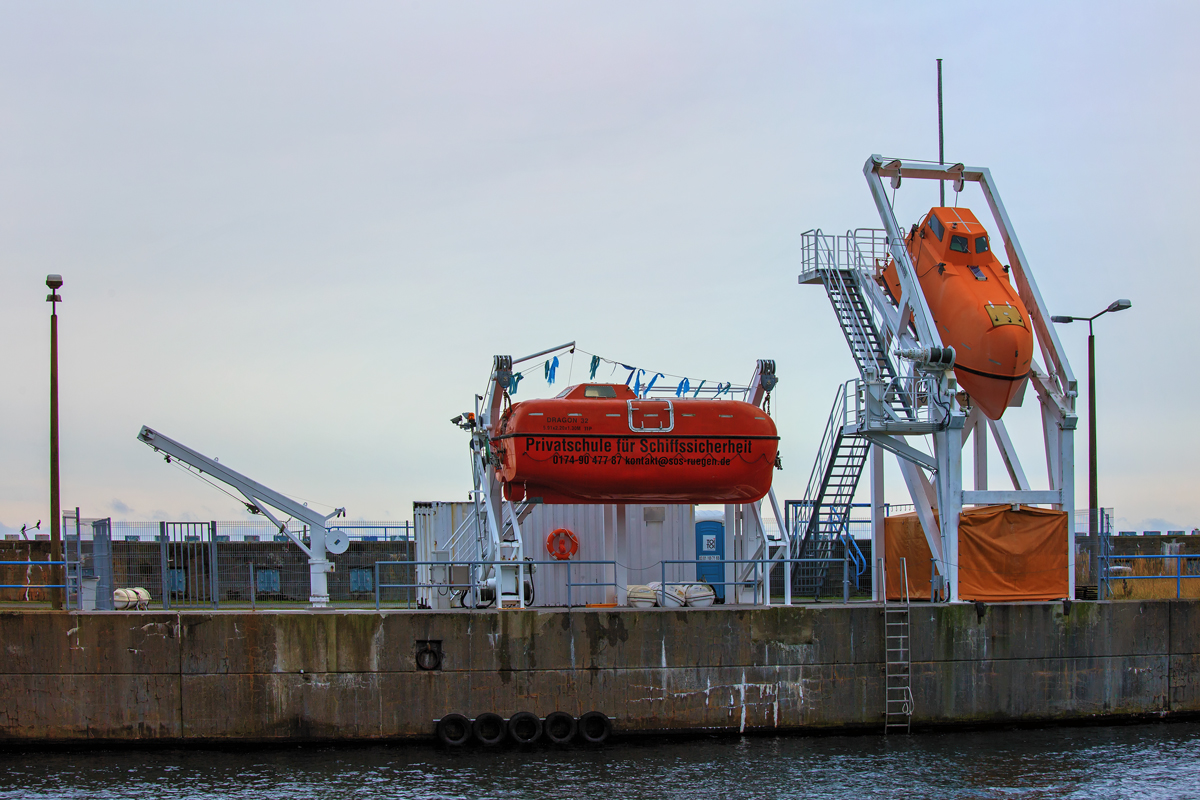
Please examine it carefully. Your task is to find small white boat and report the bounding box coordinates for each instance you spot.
[684,583,716,608]
[113,588,138,610]
[648,581,685,608]
[626,585,657,608]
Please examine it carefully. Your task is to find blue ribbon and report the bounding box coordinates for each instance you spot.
[692,379,707,398]
[589,355,600,380]
[623,364,637,386]
[715,382,730,397]
[643,372,664,398]
[676,378,690,397]
[545,356,559,385]
[633,369,645,396]
[509,372,524,394]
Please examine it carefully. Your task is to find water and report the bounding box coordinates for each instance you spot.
[1,723,1198,799]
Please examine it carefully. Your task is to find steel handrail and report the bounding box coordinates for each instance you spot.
[374,559,620,610]
[0,560,69,591]
[1097,553,1199,599]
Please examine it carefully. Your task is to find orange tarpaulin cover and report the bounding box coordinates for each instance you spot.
[884,505,1068,601]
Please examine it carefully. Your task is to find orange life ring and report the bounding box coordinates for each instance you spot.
[546,528,579,560]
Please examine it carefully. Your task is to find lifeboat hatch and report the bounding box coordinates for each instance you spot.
[627,399,674,432]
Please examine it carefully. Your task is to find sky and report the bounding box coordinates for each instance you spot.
[1,1,1197,535]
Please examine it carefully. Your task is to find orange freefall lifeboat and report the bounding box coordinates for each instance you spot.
[493,383,779,504]
[881,207,1033,420]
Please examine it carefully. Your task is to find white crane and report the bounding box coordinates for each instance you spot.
[137,426,347,607]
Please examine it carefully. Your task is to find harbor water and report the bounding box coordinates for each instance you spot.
[1,722,1198,799]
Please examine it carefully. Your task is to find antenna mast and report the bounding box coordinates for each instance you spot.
[937,58,945,206]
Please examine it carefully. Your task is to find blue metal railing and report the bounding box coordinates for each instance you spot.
[371,556,878,610]
[0,560,70,606]
[374,560,620,610]
[1099,553,1199,600]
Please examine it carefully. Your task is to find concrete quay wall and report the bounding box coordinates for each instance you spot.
[0,601,1196,742]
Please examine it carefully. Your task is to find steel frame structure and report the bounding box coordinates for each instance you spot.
[137,426,347,607]
[798,155,1078,602]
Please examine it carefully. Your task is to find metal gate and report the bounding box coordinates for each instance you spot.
[159,521,218,609]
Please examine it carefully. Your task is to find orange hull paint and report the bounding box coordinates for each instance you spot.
[882,207,1033,420]
[494,383,779,504]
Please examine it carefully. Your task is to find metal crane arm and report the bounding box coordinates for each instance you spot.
[137,425,345,606]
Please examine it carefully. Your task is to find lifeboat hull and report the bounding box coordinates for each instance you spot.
[494,383,778,504]
[882,207,1034,420]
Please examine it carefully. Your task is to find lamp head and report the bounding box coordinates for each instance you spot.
[1107,299,1132,313]
[45,274,63,290]
[1050,315,1073,324]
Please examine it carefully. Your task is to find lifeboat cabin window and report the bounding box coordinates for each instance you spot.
[975,235,989,253]
[928,214,945,241]
[949,235,969,253]
[583,385,618,398]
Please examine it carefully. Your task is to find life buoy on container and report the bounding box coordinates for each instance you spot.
[546,528,579,560]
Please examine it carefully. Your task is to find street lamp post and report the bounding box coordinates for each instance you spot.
[1051,299,1132,592]
[46,274,64,610]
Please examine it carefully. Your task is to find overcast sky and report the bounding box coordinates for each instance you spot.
[2,1,1196,534]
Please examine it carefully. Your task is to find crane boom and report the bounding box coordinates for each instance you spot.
[137,425,346,607]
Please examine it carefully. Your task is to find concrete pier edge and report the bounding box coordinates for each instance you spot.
[0,600,1196,743]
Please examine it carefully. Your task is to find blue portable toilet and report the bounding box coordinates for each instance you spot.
[695,519,725,601]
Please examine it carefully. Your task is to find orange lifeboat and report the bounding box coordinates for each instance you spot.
[493,383,779,504]
[881,207,1033,420]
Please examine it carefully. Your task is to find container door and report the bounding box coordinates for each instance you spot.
[695,520,725,601]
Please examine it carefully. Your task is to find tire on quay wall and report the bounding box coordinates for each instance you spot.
[473,712,507,746]
[543,711,577,745]
[507,711,543,745]
[435,714,472,747]
[578,711,612,744]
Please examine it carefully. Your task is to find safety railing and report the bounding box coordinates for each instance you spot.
[0,560,69,605]
[852,374,945,432]
[1099,553,1200,600]
[793,381,857,551]
[375,560,620,610]
[659,557,874,606]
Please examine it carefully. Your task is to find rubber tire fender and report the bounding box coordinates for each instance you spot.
[543,711,577,744]
[578,711,612,744]
[472,712,507,746]
[435,713,471,747]
[507,711,543,745]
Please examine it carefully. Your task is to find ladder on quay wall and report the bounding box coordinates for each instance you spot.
[884,557,914,734]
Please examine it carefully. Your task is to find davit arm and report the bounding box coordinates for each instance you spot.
[136,425,346,607]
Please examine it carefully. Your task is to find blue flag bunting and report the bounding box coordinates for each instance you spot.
[676,378,690,397]
[692,379,706,398]
[589,355,600,380]
[545,356,559,385]
[509,372,524,394]
[643,372,664,398]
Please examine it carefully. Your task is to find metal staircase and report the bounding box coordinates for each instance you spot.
[791,385,871,598]
[884,557,914,734]
[791,231,933,599]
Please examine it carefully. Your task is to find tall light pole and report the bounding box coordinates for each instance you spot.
[46,274,64,610]
[1051,298,1132,588]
